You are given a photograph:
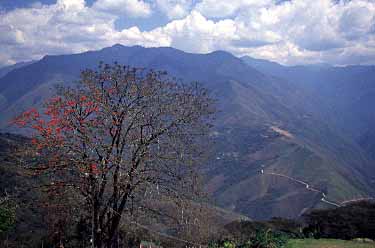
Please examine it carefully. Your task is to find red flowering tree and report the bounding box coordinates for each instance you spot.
[14,63,215,248]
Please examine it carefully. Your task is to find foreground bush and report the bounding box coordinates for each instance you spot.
[209,228,289,248]
[302,201,375,240]
[0,196,16,235]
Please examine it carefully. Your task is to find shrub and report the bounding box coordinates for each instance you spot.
[302,201,375,240]
[208,228,289,248]
[249,229,288,248]
[0,201,16,234]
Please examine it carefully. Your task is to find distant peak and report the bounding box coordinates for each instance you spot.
[110,44,147,49]
[208,50,233,56]
[241,55,284,68]
[206,50,237,60]
[111,43,125,48]
[104,44,148,52]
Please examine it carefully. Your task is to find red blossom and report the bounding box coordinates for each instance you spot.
[48,118,60,127]
[66,101,76,107]
[64,109,75,115]
[90,163,99,174]
[32,124,44,132]
[14,119,27,127]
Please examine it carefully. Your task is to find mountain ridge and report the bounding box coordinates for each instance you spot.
[1,45,374,219]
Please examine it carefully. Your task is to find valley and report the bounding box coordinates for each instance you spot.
[1,45,374,220]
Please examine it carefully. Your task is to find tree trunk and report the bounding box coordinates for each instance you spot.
[105,230,120,248]
[92,197,104,248]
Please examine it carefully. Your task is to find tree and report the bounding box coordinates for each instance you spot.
[302,201,375,240]
[0,192,16,247]
[40,182,80,247]
[14,63,215,248]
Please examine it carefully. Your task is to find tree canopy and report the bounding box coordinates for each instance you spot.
[14,63,215,248]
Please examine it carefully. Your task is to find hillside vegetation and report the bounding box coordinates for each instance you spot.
[286,239,375,248]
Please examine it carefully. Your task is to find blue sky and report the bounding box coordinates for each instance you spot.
[0,0,374,67]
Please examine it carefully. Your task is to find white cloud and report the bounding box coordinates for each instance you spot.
[156,0,193,19]
[0,1,116,64]
[339,2,374,40]
[150,11,237,53]
[0,0,375,66]
[0,53,16,67]
[0,25,25,45]
[57,0,86,10]
[93,0,152,18]
[195,0,273,18]
[228,0,375,64]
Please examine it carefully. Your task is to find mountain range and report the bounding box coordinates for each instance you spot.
[0,45,374,220]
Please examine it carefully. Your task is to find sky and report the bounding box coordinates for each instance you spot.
[0,0,374,67]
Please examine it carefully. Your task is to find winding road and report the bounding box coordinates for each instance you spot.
[262,171,341,208]
[341,197,375,205]
[260,170,374,208]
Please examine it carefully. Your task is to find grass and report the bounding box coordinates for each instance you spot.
[285,239,375,248]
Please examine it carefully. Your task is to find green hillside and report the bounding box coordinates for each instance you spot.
[286,239,375,248]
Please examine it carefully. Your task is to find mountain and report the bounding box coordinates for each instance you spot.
[0,61,35,108]
[0,45,374,220]
[0,61,35,79]
[0,133,47,247]
[241,56,375,160]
